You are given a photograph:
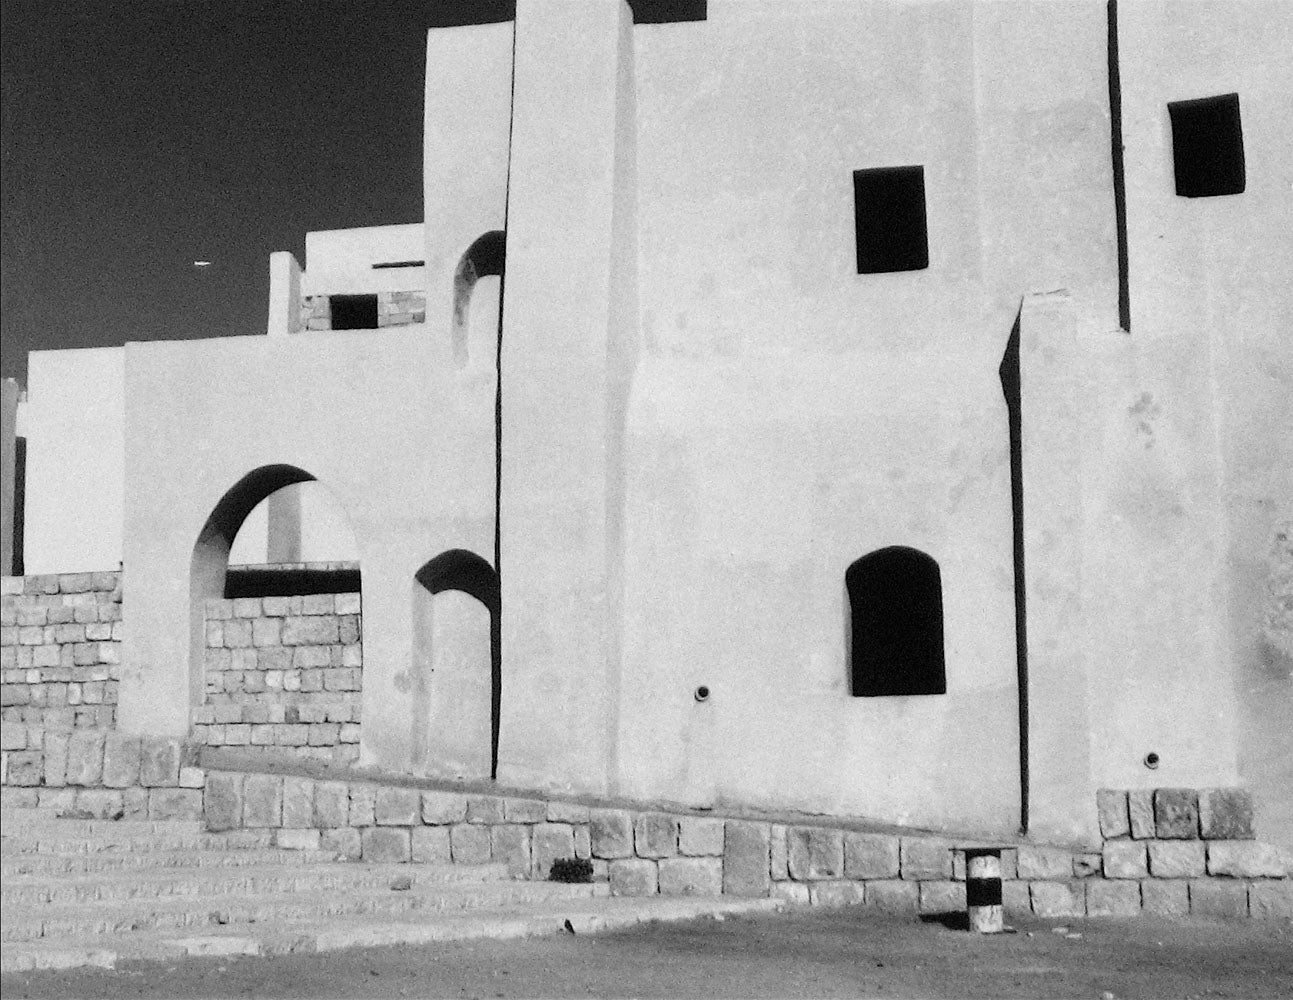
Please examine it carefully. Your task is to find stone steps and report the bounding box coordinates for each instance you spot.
[3,847,343,876]
[1,829,276,855]
[0,896,784,972]
[1,809,202,834]
[1,860,510,906]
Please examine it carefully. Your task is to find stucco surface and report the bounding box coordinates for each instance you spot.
[301,224,426,297]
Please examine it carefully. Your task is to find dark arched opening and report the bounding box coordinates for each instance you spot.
[846,546,946,697]
[451,230,506,368]
[414,549,500,780]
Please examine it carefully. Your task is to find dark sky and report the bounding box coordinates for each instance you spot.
[0,1,514,384]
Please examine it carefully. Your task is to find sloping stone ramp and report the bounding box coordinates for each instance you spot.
[0,807,780,972]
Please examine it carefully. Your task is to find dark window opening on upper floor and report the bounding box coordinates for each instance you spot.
[853,166,929,274]
[1169,93,1245,198]
[330,294,379,330]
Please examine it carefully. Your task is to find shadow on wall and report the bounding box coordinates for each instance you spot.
[451,231,505,369]
[412,550,500,781]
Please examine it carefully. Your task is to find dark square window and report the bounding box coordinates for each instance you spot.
[1168,93,1245,198]
[853,166,928,274]
[329,294,379,330]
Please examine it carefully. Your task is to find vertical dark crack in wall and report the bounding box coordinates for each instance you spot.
[1108,0,1131,332]
[1000,312,1029,834]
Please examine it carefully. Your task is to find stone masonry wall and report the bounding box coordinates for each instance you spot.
[192,593,361,765]
[1,573,122,730]
[199,772,1293,921]
[301,291,426,331]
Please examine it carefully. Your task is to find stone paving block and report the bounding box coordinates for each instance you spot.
[788,826,844,880]
[811,881,865,908]
[610,858,658,896]
[723,821,771,897]
[678,816,725,857]
[532,822,576,880]
[864,880,919,914]
[546,800,590,824]
[418,791,470,822]
[1190,879,1248,919]
[490,824,532,878]
[411,826,451,863]
[243,774,283,828]
[179,766,205,788]
[1097,789,1131,838]
[1248,881,1293,920]
[42,730,69,787]
[769,825,788,880]
[1128,790,1156,839]
[74,788,124,820]
[362,827,411,864]
[503,798,548,823]
[1140,879,1190,917]
[1148,840,1205,878]
[1198,789,1256,841]
[65,729,104,786]
[139,736,181,787]
[375,786,421,826]
[149,788,203,821]
[348,785,376,827]
[1016,845,1072,880]
[1002,880,1031,914]
[314,781,349,828]
[658,857,723,897]
[1030,881,1085,918]
[590,808,634,859]
[450,823,491,865]
[900,838,951,880]
[281,777,314,829]
[772,882,811,905]
[918,880,966,914]
[276,828,321,851]
[634,812,679,859]
[322,827,361,859]
[1207,841,1287,878]
[1085,879,1141,916]
[1154,788,1199,839]
[845,833,900,879]
[467,795,505,825]
[1102,840,1148,879]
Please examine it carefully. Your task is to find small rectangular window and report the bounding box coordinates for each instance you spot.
[329,294,379,330]
[1168,93,1245,198]
[853,166,929,274]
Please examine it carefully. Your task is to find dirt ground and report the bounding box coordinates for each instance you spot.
[5,908,1291,1000]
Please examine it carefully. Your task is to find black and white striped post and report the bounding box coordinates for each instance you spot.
[964,848,1004,933]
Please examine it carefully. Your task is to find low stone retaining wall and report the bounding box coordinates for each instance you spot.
[193,592,361,765]
[1,573,122,730]
[201,771,1293,919]
[0,731,204,822]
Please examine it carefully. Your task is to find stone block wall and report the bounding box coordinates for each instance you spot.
[301,291,426,331]
[1,573,122,729]
[0,731,204,822]
[200,772,1292,920]
[192,593,361,764]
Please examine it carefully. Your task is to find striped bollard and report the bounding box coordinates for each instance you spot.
[965,848,1004,933]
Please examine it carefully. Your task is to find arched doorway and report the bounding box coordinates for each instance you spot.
[845,546,946,697]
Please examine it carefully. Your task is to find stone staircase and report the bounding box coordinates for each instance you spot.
[0,808,781,972]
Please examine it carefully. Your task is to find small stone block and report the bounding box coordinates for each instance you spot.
[1198,789,1256,841]
[546,800,590,823]
[900,838,952,880]
[1029,881,1085,918]
[1102,841,1148,879]
[139,737,181,787]
[74,788,124,820]
[281,777,314,829]
[1097,788,1131,838]
[322,827,362,859]
[918,880,966,914]
[242,774,283,828]
[634,812,679,859]
[42,731,69,787]
[1017,845,1072,880]
[421,790,468,825]
[772,882,811,906]
[678,816,725,857]
[204,772,244,831]
[1154,788,1199,840]
[844,833,900,880]
[723,821,771,897]
[375,787,421,826]
[658,857,723,897]
[811,881,866,908]
[1073,853,1102,878]
[412,826,451,863]
[1207,841,1287,878]
[503,798,547,823]
[590,808,634,859]
[609,858,658,896]
[788,826,844,880]
[1002,880,1031,914]
[149,788,203,821]
[276,828,321,851]
[490,824,532,878]
[101,733,141,788]
[864,880,918,914]
[532,823,576,880]
[1190,879,1248,919]
[313,781,349,828]
[1128,790,1156,839]
[362,827,411,863]
[348,785,376,827]
[65,729,105,786]
[450,823,491,865]
[179,767,206,789]
[1085,879,1141,916]
[1249,881,1293,920]
[1148,840,1206,878]
[1140,879,1190,917]
[769,825,788,880]
[466,795,505,824]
